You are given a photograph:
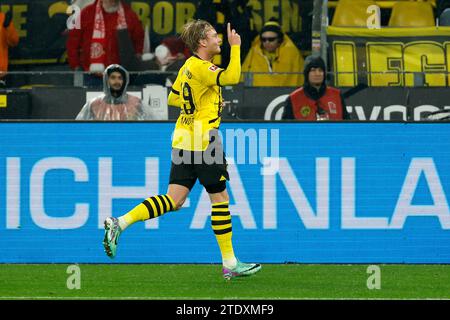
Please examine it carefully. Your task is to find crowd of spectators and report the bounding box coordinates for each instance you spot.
[2,0,447,121]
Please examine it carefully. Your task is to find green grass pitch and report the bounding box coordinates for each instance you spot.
[1,264,449,299]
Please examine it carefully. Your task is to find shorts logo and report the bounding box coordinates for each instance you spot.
[208,65,219,72]
[300,106,311,117]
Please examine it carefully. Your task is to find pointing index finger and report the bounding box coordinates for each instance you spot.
[227,22,231,36]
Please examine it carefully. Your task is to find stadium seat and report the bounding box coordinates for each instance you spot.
[439,8,450,26]
[332,0,379,27]
[388,1,435,27]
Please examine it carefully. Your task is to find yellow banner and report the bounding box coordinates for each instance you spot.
[327,26,450,37]
[328,27,450,87]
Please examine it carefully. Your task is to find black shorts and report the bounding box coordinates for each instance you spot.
[169,145,229,191]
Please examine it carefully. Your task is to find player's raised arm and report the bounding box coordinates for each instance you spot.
[217,23,241,86]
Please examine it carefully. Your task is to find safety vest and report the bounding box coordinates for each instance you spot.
[290,86,343,120]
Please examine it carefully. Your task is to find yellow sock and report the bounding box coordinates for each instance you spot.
[118,194,175,230]
[211,201,237,267]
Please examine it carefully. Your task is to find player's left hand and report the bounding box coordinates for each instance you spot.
[227,22,241,47]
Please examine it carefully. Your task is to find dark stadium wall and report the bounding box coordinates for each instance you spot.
[1,86,450,120]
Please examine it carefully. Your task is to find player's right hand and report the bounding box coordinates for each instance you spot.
[227,22,241,46]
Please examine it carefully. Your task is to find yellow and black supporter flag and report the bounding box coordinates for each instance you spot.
[327,26,450,87]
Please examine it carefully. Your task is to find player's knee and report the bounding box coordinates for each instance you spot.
[205,181,227,194]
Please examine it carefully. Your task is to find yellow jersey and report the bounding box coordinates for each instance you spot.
[168,45,241,151]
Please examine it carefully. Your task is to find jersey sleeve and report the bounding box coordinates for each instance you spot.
[171,65,184,94]
[216,45,241,86]
[193,45,241,87]
[168,66,184,107]
[196,61,224,87]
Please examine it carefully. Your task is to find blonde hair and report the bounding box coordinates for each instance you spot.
[180,19,214,53]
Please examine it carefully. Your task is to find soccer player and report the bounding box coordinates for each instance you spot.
[103,20,261,280]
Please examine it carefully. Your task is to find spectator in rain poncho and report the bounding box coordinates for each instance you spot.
[241,18,304,87]
[76,64,151,120]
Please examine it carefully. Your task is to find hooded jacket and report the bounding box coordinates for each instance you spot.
[76,64,151,120]
[241,33,304,87]
[282,56,350,120]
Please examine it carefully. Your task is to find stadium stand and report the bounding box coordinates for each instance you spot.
[331,0,379,27]
[388,1,435,26]
[329,0,438,27]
